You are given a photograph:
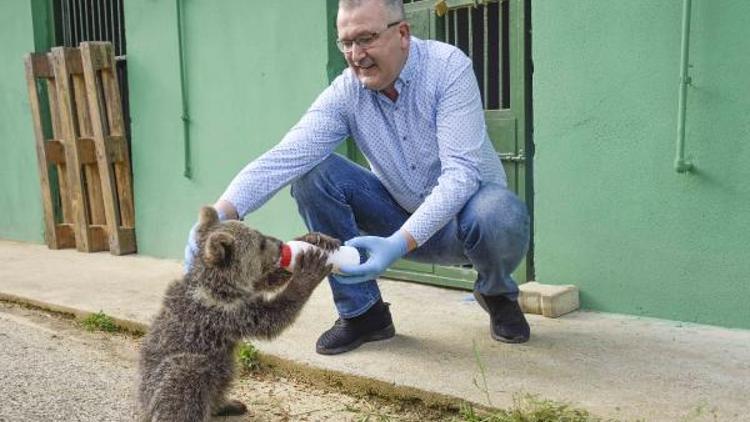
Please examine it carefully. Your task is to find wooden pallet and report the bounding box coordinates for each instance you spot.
[80,42,136,255]
[24,42,136,255]
[24,53,77,250]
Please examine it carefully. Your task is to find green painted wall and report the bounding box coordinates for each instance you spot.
[0,0,52,243]
[532,0,750,328]
[124,1,331,258]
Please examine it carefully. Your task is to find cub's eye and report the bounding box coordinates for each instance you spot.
[259,239,267,251]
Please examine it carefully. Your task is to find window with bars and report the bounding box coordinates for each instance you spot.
[51,0,131,152]
[53,0,126,57]
[443,1,510,110]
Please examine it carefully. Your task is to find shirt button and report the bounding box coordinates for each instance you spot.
[402,136,407,140]
[410,164,416,170]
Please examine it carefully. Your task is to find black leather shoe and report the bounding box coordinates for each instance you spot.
[474,292,530,343]
[316,299,396,355]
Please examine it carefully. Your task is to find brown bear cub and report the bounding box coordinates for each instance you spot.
[137,206,337,421]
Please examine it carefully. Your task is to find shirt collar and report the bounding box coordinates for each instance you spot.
[398,36,419,86]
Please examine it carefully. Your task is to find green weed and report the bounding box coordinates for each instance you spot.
[236,341,261,372]
[81,311,118,332]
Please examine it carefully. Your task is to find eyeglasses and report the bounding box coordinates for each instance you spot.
[336,20,402,53]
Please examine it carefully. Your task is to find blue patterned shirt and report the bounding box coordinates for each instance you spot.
[220,37,506,246]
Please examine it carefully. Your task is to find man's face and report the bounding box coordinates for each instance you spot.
[337,1,410,92]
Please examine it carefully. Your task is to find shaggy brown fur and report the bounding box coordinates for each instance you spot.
[137,206,337,421]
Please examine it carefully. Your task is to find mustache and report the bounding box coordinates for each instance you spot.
[353,58,375,68]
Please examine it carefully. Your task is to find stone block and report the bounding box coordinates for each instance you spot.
[519,281,579,317]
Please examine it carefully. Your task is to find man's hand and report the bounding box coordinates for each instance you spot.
[336,231,411,284]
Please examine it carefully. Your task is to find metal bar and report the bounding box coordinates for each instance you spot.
[110,0,116,50]
[444,8,449,43]
[100,0,104,40]
[483,4,488,107]
[103,0,107,41]
[90,0,94,40]
[498,0,504,108]
[104,0,109,42]
[453,10,458,47]
[468,6,473,60]
[71,0,77,46]
[94,0,98,40]
[72,0,76,44]
[62,0,68,45]
[78,0,84,45]
[99,0,104,41]
[90,0,95,41]
[675,0,694,173]
[90,0,95,40]
[61,0,68,45]
[96,0,101,40]
[117,0,123,54]
[86,0,91,41]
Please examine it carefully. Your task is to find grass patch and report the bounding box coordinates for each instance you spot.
[81,311,118,333]
[458,394,601,422]
[236,341,261,372]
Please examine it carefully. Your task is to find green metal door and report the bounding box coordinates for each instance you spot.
[348,0,531,289]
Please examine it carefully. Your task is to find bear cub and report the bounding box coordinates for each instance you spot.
[137,206,337,421]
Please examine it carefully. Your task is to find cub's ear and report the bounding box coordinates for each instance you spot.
[204,231,235,267]
[198,206,219,229]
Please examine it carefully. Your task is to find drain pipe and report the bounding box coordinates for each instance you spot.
[176,0,192,179]
[675,0,694,173]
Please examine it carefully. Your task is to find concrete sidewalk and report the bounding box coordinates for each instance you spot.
[1,239,748,421]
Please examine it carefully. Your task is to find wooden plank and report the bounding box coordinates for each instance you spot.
[46,79,63,144]
[51,46,102,252]
[24,53,61,249]
[29,53,54,78]
[117,227,137,254]
[98,43,134,229]
[47,137,125,166]
[80,42,136,254]
[54,224,77,249]
[72,70,106,227]
[45,77,76,226]
[44,140,65,164]
[88,225,109,251]
[85,160,107,225]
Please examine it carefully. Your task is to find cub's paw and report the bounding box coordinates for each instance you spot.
[213,399,247,416]
[294,248,333,282]
[294,232,341,252]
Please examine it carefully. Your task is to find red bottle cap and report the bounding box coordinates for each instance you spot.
[279,244,292,268]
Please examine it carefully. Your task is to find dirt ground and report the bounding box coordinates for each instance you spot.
[0,301,454,422]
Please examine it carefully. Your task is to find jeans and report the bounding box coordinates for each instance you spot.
[291,154,530,319]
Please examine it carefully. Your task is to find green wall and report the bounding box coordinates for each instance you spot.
[3,0,748,330]
[124,1,331,258]
[532,0,750,328]
[0,0,52,243]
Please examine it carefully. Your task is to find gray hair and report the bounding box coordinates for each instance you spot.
[339,0,405,21]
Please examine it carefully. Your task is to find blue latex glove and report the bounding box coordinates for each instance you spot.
[183,208,226,273]
[336,231,409,284]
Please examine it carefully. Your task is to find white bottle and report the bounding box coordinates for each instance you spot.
[279,240,360,274]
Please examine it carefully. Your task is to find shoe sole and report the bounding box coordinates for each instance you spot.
[316,323,396,355]
[491,331,529,344]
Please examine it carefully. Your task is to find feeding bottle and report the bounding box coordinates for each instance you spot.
[279,240,360,274]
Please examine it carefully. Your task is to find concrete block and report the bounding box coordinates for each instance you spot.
[519,281,579,318]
